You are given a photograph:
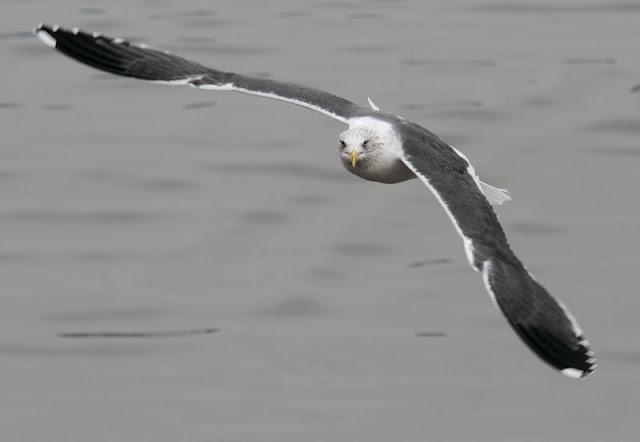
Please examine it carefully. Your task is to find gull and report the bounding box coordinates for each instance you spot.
[34,24,596,378]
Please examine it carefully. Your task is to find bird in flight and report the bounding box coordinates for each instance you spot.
[34,24,596,378]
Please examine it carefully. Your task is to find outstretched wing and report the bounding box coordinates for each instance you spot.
[34,24,363,124]
[399,134,596,378]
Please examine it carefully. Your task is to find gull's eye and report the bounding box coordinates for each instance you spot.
[339,140,346,149]
[362,140,369,148]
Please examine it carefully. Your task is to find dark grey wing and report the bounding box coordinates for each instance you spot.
[399,134,596,378]
[34,24,362,123]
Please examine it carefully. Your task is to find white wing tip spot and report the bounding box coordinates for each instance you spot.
[36,29,57,48]
[561,368,586,379]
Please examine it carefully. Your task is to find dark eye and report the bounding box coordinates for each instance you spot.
[339,140,346,148]
[362,140,369,148]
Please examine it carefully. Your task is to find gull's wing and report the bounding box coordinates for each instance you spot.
[398,134,596,378]
[34,24,363,124]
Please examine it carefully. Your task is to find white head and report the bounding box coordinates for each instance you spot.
[336,117,412,183]
[338,125,382,167]
[338,117,400,169]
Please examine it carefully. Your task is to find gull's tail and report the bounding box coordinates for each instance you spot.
[482,255,596,378]
[479,181,511,206]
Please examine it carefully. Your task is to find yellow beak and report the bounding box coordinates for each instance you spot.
[349,150,360,168]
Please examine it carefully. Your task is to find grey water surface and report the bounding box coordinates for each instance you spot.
[1,0,639,441]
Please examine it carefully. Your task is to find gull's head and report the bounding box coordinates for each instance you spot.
[336,117,412,183]
[338,125,384,169]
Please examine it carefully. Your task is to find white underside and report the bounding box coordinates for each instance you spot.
[481,260,499,307]
[145,73,353,123]
[194,82,349,124]
[464,237,480,272]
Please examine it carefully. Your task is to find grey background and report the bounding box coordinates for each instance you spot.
[1,0,639,441]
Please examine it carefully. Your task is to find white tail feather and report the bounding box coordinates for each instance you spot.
[480,181,511,206]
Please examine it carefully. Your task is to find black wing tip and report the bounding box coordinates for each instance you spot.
[34,23,119,47]
[515,322,597,379]
[483,258,597,379]
[34,23,94,48]
[561,336,597,380]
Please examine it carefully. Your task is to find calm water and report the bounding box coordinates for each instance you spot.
[1,0,639,441]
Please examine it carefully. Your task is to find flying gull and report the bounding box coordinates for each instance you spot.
[34,24,596,378]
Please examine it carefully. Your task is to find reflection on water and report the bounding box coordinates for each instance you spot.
[586,119,640,134]
[0,101,22,109]
[182,100,216,110]
[40,104,72,111]
[331,242,392,257]
[415,331,447,337]
[407,258,453,268]
[255,296,331,318]
[58,328,218,338]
